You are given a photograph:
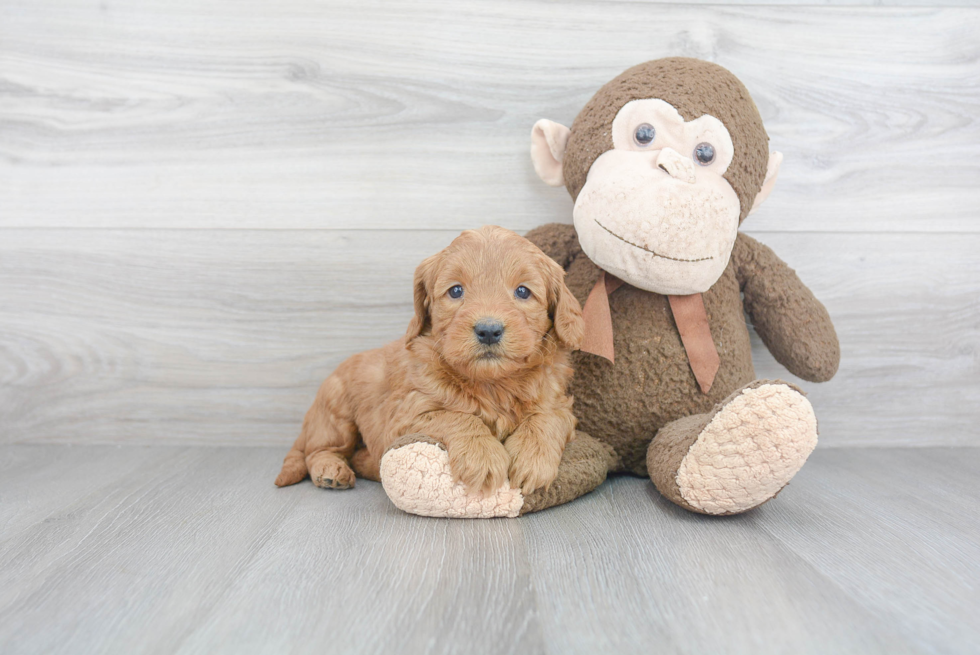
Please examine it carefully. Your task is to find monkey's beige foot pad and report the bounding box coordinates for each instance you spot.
[380,442,524,518]
[676,383,818,515]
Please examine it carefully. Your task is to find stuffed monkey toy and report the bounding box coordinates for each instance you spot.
[381,58,839,517]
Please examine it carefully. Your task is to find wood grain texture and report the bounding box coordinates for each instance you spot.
[1,2,978,446]
[0,229,447,446]
[519,458,919,655]
[0,447,295,655]
[755,447,980,654]
[2,229,977,447]
[0,444,163,538]
[1,1,978,232]
[2,2,978,652]
[0,444,978,654]
[176,464,543,655]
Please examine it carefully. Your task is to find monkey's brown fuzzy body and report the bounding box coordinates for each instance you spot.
[516,58,840,515]
[527,224,839,478]
[379,57,839,518]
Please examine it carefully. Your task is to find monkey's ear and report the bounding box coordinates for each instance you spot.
[749,151,783,216]
[531,119,571,187]
[405,254,439,344]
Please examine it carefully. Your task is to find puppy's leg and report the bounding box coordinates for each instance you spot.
[504,408,577,495]
[275,430,310,487]
[294,374,358,489]
[351,446,380,482]
[410,410,511,494]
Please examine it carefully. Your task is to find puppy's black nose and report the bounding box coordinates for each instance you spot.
[474,319,504,345]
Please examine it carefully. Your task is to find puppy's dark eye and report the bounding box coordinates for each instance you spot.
[694,142,715,165]
[633,123,656,146]
[515,285,531,300]
[448,285,463,299]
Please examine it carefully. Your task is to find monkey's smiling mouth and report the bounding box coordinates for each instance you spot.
[594,220,714,263]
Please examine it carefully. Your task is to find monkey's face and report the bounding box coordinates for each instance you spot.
[531,59,780,296]
[572,99,740,295]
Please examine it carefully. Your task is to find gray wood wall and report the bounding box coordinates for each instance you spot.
[2,0,978,447]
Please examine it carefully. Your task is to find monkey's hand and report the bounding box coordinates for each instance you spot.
[732,233,840,382]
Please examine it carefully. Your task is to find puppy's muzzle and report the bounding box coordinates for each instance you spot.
[474,319,504,346]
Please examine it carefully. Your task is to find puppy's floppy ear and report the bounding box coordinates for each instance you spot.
[543,255,584,350]
[405,253,439,343]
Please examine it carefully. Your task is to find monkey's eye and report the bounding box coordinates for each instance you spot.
[448,285,464,299]
[694,142,716,165]
[515,285,531,300]
[633,123,656,147]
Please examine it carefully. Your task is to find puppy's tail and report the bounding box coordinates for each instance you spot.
[275,432,308,487]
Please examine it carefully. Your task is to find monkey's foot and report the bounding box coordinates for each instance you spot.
[649,381,818,515]
[380,436,524,519]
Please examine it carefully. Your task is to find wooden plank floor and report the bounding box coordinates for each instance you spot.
[0,445,977,655]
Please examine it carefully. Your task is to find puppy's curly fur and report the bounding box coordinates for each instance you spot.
[275,226,585,495]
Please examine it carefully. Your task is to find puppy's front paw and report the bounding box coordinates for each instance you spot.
[307,452,356,489]
[505,434,562,495]
[447,437,510,494]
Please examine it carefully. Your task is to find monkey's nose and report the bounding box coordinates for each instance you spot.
[654,147,697,184]
[474,319,504,345]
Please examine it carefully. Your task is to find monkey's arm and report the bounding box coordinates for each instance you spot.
[732,233,840,382]
[524,223,581,269]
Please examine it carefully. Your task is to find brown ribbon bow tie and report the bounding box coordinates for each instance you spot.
[580,271,721,394]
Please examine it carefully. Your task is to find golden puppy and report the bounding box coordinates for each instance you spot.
[275,225,585,495]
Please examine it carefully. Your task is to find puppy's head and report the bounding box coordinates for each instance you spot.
[406,225,584,381]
